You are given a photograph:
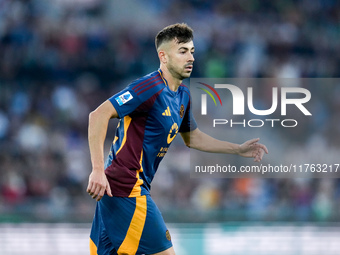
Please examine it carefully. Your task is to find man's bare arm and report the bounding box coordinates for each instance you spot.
[87,100,118,201]
[180,128,268,162]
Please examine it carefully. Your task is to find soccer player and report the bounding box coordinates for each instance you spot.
[87,23,268,255]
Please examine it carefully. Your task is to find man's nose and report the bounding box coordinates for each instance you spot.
[189,53,194,62]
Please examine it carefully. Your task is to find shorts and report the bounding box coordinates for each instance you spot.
[89,194,173,255]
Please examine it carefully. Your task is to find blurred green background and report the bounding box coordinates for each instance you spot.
[0,0,340,254]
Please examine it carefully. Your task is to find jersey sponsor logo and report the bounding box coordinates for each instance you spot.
[180,104,185,118]
[167,123,178,144]
[157,147,168,157]
[162,106,171,116]
[115,91,133,106]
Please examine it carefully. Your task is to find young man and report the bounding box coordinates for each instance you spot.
[87,23,268,255]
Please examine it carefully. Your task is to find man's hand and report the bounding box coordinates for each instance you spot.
[87,170,113,201]
[238,138,269,162]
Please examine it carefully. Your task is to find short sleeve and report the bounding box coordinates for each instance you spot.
[109,87,142,118]
[179,100,198,133]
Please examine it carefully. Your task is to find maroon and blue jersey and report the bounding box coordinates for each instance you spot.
[105,69,197,197]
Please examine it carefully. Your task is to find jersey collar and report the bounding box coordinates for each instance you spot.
[158,69,168,87]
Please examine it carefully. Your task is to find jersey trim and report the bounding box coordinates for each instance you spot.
[136,80,164,96]
[131,72,165,96]
[133,76,162,94]
[117,196,147,254]
[158,69,168,86]
[132,75,160,91]
[116,116,132,155]
[128,151,144,197]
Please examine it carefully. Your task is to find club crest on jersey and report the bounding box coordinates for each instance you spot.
[165,230,171,241]
[115,91,133,106]
[180,104,185,118]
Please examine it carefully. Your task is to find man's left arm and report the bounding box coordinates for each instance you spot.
[180,128,268,162]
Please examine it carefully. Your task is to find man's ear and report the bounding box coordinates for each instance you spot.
[158,50,167,64]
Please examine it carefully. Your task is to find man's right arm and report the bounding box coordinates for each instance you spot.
[86,100,117,201]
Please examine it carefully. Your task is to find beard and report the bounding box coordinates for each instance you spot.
[167,61,192,80]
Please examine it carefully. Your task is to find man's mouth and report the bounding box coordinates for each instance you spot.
[185,65,193,71]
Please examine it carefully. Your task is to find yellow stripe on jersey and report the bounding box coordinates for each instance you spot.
[113,121,120,144]
[89,238,98,255]
[116,116,132,155]
[117,196,147,254]
[158,69,168,86]
[129,150,144,197]
[113,120,121,144]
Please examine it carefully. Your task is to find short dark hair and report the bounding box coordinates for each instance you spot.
[155,23,193,50]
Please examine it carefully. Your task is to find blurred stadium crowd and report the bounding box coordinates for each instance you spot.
[1,0,340,222]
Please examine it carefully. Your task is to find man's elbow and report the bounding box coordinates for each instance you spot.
[88,108,106,125]
[89,100,118,123]
[89,109,98,123]
[184,140,191,148]
[180,132,192,148]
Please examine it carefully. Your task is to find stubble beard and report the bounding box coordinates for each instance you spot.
[167,62,192,81]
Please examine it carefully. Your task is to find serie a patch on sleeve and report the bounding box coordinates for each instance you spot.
[115,91,133,106]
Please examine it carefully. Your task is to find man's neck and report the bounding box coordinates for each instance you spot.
[160,67,182,92]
